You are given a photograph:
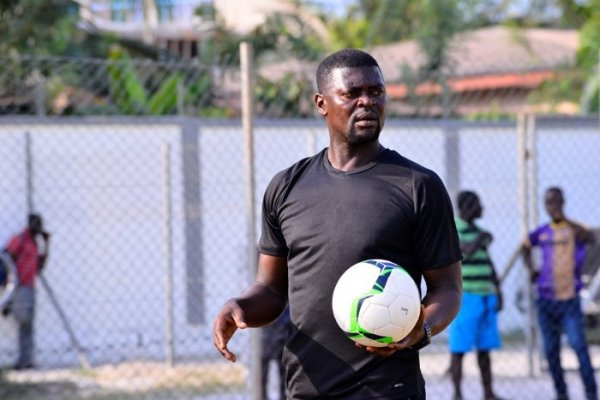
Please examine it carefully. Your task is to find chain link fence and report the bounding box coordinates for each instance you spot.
[2,49,594,120]
[0,56,236,117]
[0,54,599,400]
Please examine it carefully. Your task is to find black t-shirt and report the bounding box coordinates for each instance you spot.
[258,148,461,399]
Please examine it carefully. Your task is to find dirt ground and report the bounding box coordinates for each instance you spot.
[2,345,600,400]
[0,361,246,400]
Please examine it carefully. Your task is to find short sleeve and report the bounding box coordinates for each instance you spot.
[258,174,289,256]
[6,235,21,255]
[413,172,462,269]
[528,227,543,247]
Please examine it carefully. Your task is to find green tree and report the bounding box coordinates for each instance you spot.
[106,45,190,115]
[577,0,600,112]
[194,2,324,67]
[413,0,464,116]
[521,0,599,114]
[0,0,119,58]
[327,0,421,48]
[193,1,325,117]
[326,0,503,49]
[1,0,79,57]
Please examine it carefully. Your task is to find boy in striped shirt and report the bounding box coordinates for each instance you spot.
[449,191,505,400]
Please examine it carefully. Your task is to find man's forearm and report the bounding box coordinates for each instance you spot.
[235,282,287,327]
[422,284,462,336]
[421,262,463,336]
[521,246,533,271]
[521,245,540,283]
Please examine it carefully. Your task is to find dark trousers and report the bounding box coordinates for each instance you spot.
[12,286,35,367]
[537,297,598,400]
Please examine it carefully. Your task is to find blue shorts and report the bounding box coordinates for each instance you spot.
[449,292,501,353]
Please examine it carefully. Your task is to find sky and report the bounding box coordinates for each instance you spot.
[308,0,552,19]
[310,0,356,15]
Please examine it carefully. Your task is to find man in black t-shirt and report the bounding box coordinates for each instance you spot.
[213,49,463,399]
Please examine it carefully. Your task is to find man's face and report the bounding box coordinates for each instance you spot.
[29,216,43,234]
[471,197,483,219]
[315,66,386,145]
[461,196,482,220]
[544,190,564,221]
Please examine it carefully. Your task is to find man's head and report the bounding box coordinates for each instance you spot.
[314,49,386,145]
[457,191,482,221]
[28,213,43,234]
[316,49,381,93]
[544,186,565,222]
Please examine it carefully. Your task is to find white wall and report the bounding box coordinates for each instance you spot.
[0,117,597,368]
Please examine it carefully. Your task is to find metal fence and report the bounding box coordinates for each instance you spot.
[0,56,233,117]
[0,115,598,399]
[2,53,595,120]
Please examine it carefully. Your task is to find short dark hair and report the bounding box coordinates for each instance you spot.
[28,213,42,225]
[546,186,563,197]
[545,186,564,202]
[316,49,381,92]
[456,190,479,214]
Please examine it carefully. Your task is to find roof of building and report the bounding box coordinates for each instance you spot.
[260,26,578,93]
[370,25,578,82]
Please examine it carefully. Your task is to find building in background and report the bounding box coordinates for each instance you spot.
[56,2,585,117]
[78,0,329,59]
[371,26,579,117]
[261,25,579,117]
[79,0,210,58]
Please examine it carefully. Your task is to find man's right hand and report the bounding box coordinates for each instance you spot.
[212,300,248,363]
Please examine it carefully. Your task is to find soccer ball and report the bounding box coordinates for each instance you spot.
[331,259,421,347]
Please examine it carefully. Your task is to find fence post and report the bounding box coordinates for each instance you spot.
[527,113,543,374]
[240,41,262,400]
[443,123,460,204]
[177,79,184,115]
[25,131,33,212]
[527,114,538,228]
[162,142,175,366]
[181,121,204,324]
[34,70,46,117]
[517,113,537,377]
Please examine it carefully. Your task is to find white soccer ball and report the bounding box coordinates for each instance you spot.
[331,259,421,347]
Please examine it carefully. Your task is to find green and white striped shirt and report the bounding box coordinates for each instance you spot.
[455,217,496,295]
